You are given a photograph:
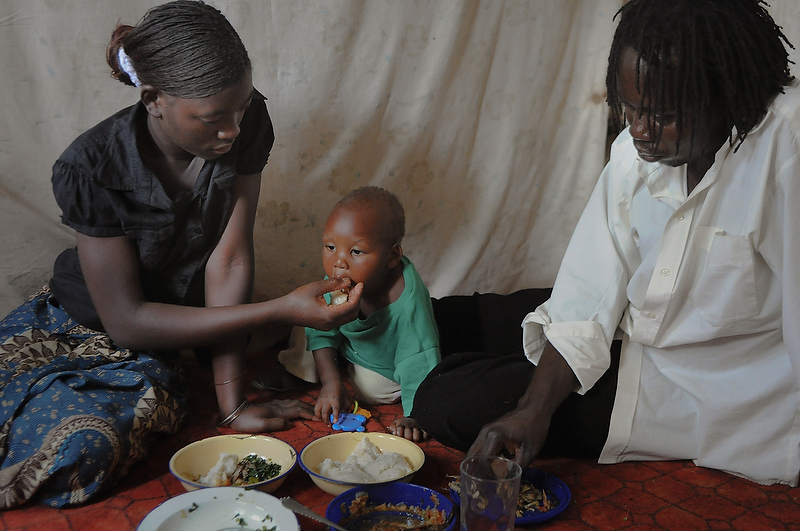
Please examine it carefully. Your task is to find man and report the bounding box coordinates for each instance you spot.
[412,0,800,486]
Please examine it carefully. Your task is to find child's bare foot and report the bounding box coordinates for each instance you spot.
[389,416,429,442]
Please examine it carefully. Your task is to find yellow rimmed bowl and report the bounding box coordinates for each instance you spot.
[298,431,425,496]
[169,434,297,494]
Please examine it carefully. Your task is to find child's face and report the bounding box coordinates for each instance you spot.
[321,205,401,295]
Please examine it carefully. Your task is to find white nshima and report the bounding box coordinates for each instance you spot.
[317,437,412,482]
[329,289,349,305]
[198,452,239,486]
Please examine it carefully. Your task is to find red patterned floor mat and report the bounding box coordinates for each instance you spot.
[1,350,798,531]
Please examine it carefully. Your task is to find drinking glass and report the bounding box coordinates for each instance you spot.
[459,456,522,531]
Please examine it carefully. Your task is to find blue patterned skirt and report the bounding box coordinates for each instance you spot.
[0,287,187,508]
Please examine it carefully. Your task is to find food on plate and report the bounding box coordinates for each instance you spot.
[515,477,558,514]
[340,490,449,531]
[449,474,557,516]
[197,452,281,487]
[317,436,413,482]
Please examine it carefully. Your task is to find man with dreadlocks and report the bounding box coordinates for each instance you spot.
[412,0,800,485]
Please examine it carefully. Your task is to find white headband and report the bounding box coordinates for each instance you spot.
[117,47,141,87]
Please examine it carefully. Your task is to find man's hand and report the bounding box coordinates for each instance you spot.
[468,342,580,468]
[467,404,550,469]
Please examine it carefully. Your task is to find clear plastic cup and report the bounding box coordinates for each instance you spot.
[459,456,522,531]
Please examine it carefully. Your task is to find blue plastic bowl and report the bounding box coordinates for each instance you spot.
[326,482,455,531]
[450,467,571,525]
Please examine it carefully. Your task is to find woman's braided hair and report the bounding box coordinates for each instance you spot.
[106,0,250,98]
[606,0,794,151]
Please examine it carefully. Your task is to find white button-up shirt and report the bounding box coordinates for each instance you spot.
[523,80,800,486]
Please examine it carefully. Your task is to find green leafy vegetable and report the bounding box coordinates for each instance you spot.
[232,454,281,485]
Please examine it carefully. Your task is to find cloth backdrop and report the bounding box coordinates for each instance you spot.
[1,0,799,317]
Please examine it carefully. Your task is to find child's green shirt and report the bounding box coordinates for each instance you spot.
[305,256,441,416]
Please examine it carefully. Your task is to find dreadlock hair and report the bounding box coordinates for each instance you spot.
[106,0,250,98]
[334,186,406,246]
[606,0,794,152]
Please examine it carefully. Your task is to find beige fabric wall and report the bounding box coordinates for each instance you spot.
[1,0,798,318]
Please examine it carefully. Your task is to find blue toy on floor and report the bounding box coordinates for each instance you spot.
[331,412,367,432]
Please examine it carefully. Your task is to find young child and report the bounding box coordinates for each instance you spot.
[306,186,441,441]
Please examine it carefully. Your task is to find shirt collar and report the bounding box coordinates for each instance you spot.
[745,78,799,139]
[97,102,237,209]
[638,130,736,207]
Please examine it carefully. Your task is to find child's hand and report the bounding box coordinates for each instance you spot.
[315,381,352,425]
[389,416,429,442]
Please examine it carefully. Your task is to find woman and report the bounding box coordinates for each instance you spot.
[0,0,360,508]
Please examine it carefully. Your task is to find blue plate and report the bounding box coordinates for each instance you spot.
[327,482,455,531]
[449,467,570,525]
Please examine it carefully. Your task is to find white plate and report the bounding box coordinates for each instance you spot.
[137,487,299,531]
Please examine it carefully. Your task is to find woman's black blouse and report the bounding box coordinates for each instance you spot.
[49,91,274,331]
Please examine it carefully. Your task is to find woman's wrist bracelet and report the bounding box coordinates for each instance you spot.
[218,399,250,427]
[214,372,247,386]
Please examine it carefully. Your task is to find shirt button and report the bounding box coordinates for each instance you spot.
[180,278,188,285]
[648,312,657,319]
[677,215,684,221]
[194,227,203,235]
[661,269,670,276]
